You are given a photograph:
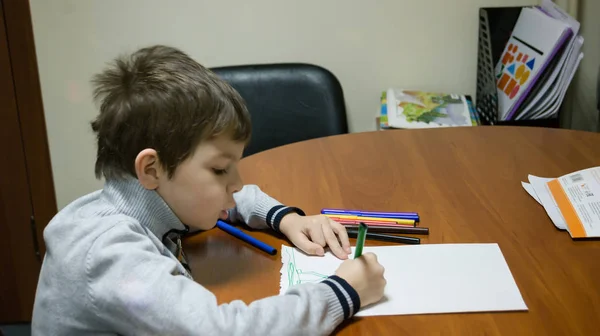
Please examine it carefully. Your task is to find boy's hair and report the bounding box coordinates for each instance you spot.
[90,45,251,180]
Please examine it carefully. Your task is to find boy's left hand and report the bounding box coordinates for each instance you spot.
[279,213,352,259]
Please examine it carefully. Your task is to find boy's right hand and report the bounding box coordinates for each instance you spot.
[334,253,386,308]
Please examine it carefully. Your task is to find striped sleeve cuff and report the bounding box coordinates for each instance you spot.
[230,185,306,231]
[321,275,361,319]
[266,206,306,233]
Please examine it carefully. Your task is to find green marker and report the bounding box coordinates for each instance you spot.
[353,222,368,258]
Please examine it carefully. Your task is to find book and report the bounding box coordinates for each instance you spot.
[514,0,584,120]
[383,89,478,129]
[495,5,573,120]
[379,91,389,129]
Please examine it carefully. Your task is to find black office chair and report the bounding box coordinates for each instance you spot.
[211,63,348,156]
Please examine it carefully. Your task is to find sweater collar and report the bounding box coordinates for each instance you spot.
[102,177,188,241]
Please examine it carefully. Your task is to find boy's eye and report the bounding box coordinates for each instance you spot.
[212,168,228,176]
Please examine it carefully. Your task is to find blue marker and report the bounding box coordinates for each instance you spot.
[216,220,277,255]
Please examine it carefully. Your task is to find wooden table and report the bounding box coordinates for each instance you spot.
[184,126,600,335]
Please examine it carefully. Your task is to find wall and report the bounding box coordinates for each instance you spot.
[30,0,537,209]
[564,0,600,131]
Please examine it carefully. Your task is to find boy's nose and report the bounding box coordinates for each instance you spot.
[224,197,236,210]
[229,171,243,194]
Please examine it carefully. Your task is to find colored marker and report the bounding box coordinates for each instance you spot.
[322,208,418,216]
[324,211,419,221]
[343,224,429,235]
[324,214,415,226]
[332,218,416,228]
[216,220,277,255]
[347,230,421,245]
[353,223,368,258]
[322,208,419,221]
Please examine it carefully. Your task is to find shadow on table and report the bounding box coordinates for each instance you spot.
[184,231,277,286]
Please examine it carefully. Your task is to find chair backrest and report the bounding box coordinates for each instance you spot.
[211,63,348,156]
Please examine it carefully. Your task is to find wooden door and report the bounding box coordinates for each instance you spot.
[0,2,39,322]
[0,0,57,323]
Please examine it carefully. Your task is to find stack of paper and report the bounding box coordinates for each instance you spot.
[522,167,600,238]
[495,0,584,121]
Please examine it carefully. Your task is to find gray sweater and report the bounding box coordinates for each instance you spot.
[32,177,359,335]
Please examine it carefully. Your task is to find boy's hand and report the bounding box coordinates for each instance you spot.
[335,253,386,308]
[279,213,351,259]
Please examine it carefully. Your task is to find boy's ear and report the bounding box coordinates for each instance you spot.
[135,148,163,190]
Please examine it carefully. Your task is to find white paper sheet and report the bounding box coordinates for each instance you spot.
[541,0,580,37]
[532,51,583,120]
[522,181,542,205]
[280,244,527,317]
[528,175,567,230]
[516,36,583,120]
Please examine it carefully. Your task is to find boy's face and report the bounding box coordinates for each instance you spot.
[155,135,245,231]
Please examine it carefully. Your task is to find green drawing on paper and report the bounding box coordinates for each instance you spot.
[286,248,328,286]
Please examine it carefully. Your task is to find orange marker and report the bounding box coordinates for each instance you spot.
[325,214,416,226]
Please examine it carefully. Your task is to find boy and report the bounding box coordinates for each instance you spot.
[32,45,386,335]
